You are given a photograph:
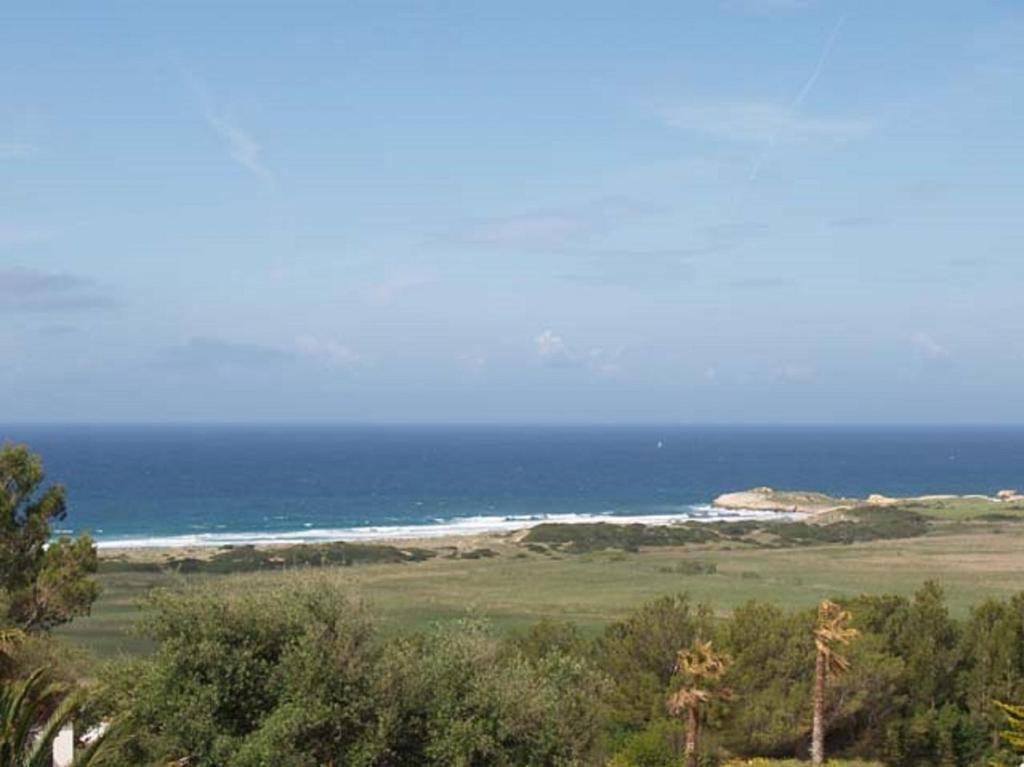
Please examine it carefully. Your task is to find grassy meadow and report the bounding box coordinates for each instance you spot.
[59,517,1024,659]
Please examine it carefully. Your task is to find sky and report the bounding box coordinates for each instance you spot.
[2,0,1023,423]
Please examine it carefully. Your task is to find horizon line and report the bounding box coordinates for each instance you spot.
[5,420,1024,429]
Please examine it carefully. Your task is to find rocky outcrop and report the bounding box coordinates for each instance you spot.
[714,487,1024,516]
[712,487,851,514]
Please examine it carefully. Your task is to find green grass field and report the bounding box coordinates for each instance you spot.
[57,524,1024,660]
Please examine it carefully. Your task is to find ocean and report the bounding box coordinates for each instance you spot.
[3,424,1023,547]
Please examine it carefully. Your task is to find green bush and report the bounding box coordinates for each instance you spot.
[97,578,610,766]
[90,578,1024,767]
[608,718,686,767]
[162,541,437,574]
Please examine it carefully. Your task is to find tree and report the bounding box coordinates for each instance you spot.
[960,595,1024,751]
[897,581,959,712]
[994,700,1024,752]
[0,444,100,632]
[598,595,714,728]
[719,600,814,756]
[811,600,859,766]
[0,627,26,676]
[667,640,731,767]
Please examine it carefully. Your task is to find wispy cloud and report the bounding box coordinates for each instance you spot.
[0,143,36,160]
[722,0,815,13]
[743,14,855,182]
[553,221,764,288]
[441,197,659,250]
[0,266,115,312]
[727,276,793,289]
[295,335,361,367]
[37,324,77,337]
[365,270,433,306]
[207,114,274,187]
[0,224,47,249]
[163,337,291,371]
[457,351,488,374]
[558,253,696,289]
[587,346,625,377]
[184,68,275,187]
[670,221,769,257]
[828,215,889,229]
[164,335,361,373]
[772,363,814,383]
[912,332,951,360]
[668,102,871,145]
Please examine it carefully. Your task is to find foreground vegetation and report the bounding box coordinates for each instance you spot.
[86,578,1024,765]
[6,442,1024,765]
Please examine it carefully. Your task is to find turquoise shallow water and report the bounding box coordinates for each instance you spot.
[3,424,1023,546]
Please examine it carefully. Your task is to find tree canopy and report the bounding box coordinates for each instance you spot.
[0,444,99,633]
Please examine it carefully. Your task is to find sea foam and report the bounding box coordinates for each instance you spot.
[93,506,796,549]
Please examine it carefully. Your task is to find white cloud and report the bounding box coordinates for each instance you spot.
[668,102,872,144]
[536,329,575,366]
[207,114,274,187]
[295,335,361,367]
[912,332,951,360]
[535,330,625,375]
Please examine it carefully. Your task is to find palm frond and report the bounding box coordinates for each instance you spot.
[71,721,118,767]
[995,700,1024,750]
[0,628,26,651]
[668,640,733,716]
[815,600,859,679]
[23,689,83,767]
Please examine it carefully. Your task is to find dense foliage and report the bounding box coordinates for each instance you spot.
[0,444,100,633]
[96,581,611,766]
[522,509,928,554]
[91,579,1024,766]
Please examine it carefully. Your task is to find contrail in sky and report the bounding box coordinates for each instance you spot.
[747,14,848,183]
[794,15,847,110]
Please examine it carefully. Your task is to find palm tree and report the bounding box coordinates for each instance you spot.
[0,628,25,653]
[811,600,859,766]
[0,628,27,679]
[0,668,112,766]
[994,700,1024,751]
[666,640,731,767]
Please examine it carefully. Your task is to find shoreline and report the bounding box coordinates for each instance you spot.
[93,506,798,557]
[91,486,1024,561]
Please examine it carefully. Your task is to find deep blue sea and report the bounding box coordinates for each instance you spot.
[3,425,1023,546]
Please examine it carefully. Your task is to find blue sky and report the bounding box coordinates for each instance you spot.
[2,0,1023,423]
